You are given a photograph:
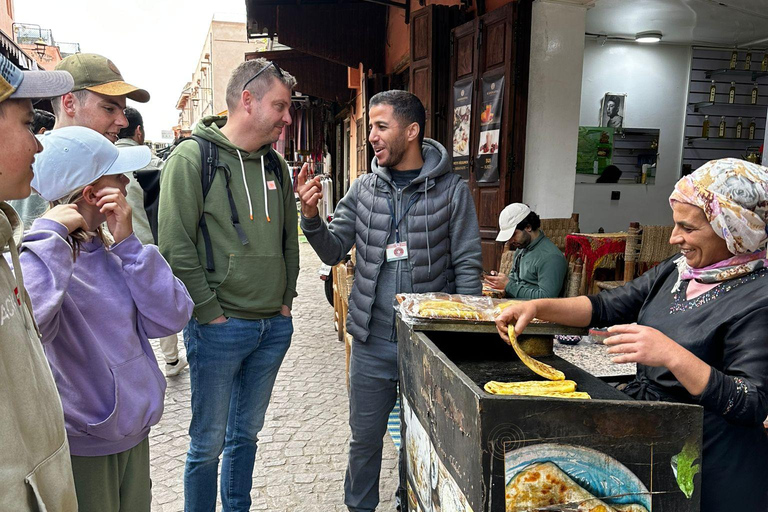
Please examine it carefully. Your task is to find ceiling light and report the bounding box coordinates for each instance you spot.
[636,31,662,44]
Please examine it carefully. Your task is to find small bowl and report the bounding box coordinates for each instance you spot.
[555,335,582,346]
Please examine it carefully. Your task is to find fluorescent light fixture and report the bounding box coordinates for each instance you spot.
[636,31,662,44]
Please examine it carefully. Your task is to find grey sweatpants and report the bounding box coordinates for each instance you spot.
[344,336,399,512]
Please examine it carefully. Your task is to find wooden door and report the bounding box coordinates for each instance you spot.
[449,1,531,271]
[410,5,463,149]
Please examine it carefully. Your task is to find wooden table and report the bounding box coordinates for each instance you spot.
[565,232,628,294]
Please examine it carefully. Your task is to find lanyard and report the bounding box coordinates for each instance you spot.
[386,194,418,243]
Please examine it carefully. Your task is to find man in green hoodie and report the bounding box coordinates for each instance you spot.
[158,58,299,511]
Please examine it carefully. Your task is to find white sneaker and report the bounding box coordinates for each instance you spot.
[165,355,188,377]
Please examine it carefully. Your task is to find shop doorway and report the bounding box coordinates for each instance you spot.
[449,2,531,271]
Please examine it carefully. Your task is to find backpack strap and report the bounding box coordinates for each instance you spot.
[190,135,249,272]
[263,149,287,255]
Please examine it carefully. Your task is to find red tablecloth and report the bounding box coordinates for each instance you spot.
[565,233,627,293]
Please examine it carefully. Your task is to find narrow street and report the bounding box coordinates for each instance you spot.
[148,242,399,511]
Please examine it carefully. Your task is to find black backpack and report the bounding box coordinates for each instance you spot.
[186,135,285,272]
[133,168,161,243]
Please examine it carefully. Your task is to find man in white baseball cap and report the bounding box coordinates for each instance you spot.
[486,203,567,298]
[0,51,78,511]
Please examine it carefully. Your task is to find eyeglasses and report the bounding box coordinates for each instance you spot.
[242,61,284,92]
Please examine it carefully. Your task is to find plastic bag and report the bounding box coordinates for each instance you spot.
[396,293,497,321]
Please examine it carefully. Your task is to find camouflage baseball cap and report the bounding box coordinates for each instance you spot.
[55,53,149,103]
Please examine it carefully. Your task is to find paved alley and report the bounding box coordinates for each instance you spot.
[149,242,399,511]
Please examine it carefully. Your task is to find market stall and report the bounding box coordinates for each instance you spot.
[396,294,703,512]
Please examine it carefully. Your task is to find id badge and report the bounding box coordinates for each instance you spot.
[386,242,409,262]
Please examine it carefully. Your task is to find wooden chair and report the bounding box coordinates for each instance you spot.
[595,224,676,291]
[540,213,580,253]
[332,263,345,341]
[498,246,516,277]
[565,258,584,297]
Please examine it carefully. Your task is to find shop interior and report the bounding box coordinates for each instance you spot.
[573,0,768,232]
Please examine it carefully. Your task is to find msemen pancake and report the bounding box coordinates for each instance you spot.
[506,462,648,512]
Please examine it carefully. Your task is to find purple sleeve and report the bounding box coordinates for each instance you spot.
[110,234,194,338]
[17,219,76,343]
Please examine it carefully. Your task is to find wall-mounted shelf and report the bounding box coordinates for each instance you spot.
[686,136,761,145]
[706,69,768,81]
[690,101,766,112]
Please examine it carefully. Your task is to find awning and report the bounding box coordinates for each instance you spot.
[245,49,351,104]
[0,30,38,70]
[245,0,386,72]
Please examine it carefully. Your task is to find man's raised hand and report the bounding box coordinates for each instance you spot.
[297,163,323,219]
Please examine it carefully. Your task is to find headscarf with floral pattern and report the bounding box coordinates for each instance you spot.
[669,158,768,287]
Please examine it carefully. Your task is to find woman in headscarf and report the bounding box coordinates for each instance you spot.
[496,158,768,511]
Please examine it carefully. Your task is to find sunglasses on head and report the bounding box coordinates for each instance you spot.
[242,61,284,92]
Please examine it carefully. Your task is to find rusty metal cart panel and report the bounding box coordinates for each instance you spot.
[397,316,703,512]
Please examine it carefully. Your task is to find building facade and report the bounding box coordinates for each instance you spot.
[173,15,269,138]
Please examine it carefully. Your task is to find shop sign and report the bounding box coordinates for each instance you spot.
[451,79,473,180]
[476,75,504,183]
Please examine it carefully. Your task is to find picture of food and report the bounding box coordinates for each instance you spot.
[453,105,471,157]
[407,481,421,512]
[480,104,495,124]
[506,462,648,512]
[505,444,652,512]
[433,446,474,512]
[404,397,475,512]
[478,130,500,155]
[404,398,432,509]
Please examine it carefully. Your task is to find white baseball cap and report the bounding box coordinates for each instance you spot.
[32,126,151,202]
[496,203,531,242]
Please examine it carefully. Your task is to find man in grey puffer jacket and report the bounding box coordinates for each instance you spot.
[299,90,482,512]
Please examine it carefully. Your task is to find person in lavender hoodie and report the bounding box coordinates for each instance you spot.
[16,126,194,512]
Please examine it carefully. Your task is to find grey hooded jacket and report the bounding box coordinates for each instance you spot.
[301,138,483,342]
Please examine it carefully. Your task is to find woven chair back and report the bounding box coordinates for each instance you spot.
[540,213,580,252]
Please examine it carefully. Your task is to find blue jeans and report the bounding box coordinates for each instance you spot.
[183,315,292,512]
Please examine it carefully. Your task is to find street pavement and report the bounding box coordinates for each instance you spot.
[149,242,399,511]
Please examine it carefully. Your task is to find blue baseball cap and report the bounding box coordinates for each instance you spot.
[32,126,151,201]
[0,52,73,103]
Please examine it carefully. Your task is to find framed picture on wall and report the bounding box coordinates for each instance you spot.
[600,93,626,130]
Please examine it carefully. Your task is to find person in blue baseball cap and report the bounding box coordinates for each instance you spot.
[0,52,78,511]
[15,124,195,511]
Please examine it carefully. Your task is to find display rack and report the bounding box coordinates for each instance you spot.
[706,69,768,81]
[683,47,767,170]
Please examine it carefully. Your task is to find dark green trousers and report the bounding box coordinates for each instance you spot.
[70,437,151,512]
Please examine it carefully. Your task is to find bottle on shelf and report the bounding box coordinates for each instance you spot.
[729,49,739,70]
[745,51,753,70]
[752,83,759,104]
[736,117,744,139]
[749,118,757,140]
[729,81,737,104]
[718,116,727,138]
[709,80,717,102]
[702,115,710,138]
[762,52,768,72]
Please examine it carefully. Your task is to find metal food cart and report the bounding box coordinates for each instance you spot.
[397,314,703,512]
